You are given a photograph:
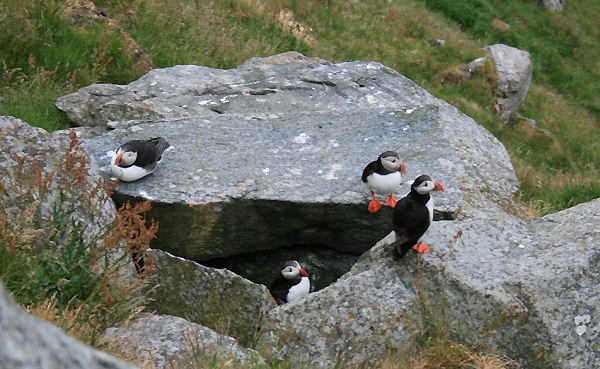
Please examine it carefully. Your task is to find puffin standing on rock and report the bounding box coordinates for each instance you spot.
[361,151,407,213]
[269,260,311,305]
[392,174,444,259]
[111,137,170,182]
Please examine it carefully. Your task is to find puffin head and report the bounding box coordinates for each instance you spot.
[411,174,444,195]
[114,147,138,167]
[280,260,309,279]
[379,151,407,174]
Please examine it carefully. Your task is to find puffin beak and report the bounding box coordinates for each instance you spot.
[400,162,407,175]
[299,267,309,277]
[434,180,444,192]
[114,152,124,166]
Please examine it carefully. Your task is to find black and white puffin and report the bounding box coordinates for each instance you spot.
[111,137,170,182]
[269,260,311,305]
[392,174,444,259]
[361,151,407,213]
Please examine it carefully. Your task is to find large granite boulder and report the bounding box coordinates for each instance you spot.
[145,249,277,346]
[103,314,264,369]
[59,52,517,267]
[484,44,533,123]
[0,281,135,369]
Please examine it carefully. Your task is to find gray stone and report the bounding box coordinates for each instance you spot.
[345,198,599,369]
[144,249,277,346]
[0,116,116,252]
[0,281,135,369]
[483,44,533,123]
[462,56,488,84]
[103,314,265,368]
[259,233,417,368]
[538,0,564,11]
[72,52,517,264]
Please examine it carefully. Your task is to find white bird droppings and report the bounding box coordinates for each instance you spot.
[575,315,591,325]
[263,168,270,175]
[322,164,342,180]
[574,314,591,336]
[138,191,155,200]
[405,108,415,114]
[293,133,310,144]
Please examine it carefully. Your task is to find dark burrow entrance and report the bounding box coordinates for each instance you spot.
[202,243,360,292]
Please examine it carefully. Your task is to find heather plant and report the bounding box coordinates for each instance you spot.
[0,130,157,345]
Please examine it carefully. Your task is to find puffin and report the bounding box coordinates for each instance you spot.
[111,137,170,182]
[391,174,444,259]
[269,260,311,305]
[361,151,407,213]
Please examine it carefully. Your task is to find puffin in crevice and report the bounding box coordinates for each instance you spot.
[269,260,311,305]
[111,137,170,182]
[361,151,407,213]
[392,174,444,259]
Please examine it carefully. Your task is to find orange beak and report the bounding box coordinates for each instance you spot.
[400,162,407,175]
[299,267,309,277]
[114,152,124,166]
[434,180,444,192]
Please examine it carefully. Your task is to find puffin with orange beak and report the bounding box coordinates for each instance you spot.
[111,137,170,182]
[392,174,444,259]
[269,260,311,305]
[361,151,407,213]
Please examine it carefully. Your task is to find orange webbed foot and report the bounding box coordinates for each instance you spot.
[385,194,398,208]
[413,243,430,253]
[368,199,382,213]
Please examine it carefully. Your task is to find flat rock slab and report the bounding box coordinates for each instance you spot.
[75,52,518,261]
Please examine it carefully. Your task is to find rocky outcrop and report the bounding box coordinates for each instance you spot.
[103,314,264,368]
[145,249,277,346]
[259,234,418,368]
[0,281,135,369]
[0,116,116,248]
[258,197,599,368]
[61,53,516,276]
[484,44,533,123]
[461,44,532,123]
[52,52,597,368]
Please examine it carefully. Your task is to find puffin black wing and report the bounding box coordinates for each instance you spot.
[361,160,378,183]
[392,194,431,258]
[269,276,299,305]
[120,137,170,168]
